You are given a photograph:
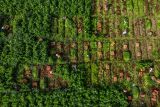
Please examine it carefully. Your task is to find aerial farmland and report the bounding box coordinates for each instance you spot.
[0,0,160,107]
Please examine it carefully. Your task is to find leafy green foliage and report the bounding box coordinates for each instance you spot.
[120,17,129,30]
[145,19,152,29]
[84,51,90,62]
[154,68,160,78]
[103,42,110,52]
[152,50,159,59]
[157,19,160,29]
[132,86,139,100]
[0,86,128,107]
[91,63,98,84]
[32,66,38,80]
[136,60,153,68]
[1,0,157,106]
[123,51,131,61]
[143,74,154,89]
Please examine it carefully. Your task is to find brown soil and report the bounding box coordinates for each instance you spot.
[91,50,97,61]
[45,65,52,71]
[151,18,157,36]
[120,71,124,77]
[128,96,132,101]
[111,41,115,47]
[104,51,110,60]
[103,0,108,12]
[70,42,76,48]
[126,76,131,81]
[144,0,149,15]
[105,64,110,70]
[97,51,103,60]
[136,42,140,47]
[116,0,121,15]
[139,71,144,77]
[97,42,102,49]
[32,81,38,88]
[122,0,127,14]
[20,78,28,84]
[151,97,156,102]
[41,66,53,78]
[123,44,128,50]
[149,0,155,16]
[77,42,84,62]
[134,19,140,37]
[126,72,131,81]
[104,18,110,37]
[48,81,54,89]
[139,18,145,36]
[41,70,53,78]
[113,76,118,82]
[49,77,68,89]
[147,45,152,51]
[98,1,103,14]
[129,40,136,60]
[136,51,141,58]
[24,70,32,79]
[104,63,111,81]
[156,79,160,84]
[110,51,115,56]
[141,41,148,60]
[77,18,83,33]
[135,41,142,60]
[156,1,160,13]
[116,41,123,60]
[84,42,89,50]
[115,17,120,37]
[98,63,103,80]
[92,0,97,15]
[111,0,115,14]
[97,21,102,32]
[60,80,68,88]
[56,42,63,53]
[140,92,146,98]
[153,89,159,94]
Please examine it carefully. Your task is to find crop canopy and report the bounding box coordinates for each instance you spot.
[123,51,131,61]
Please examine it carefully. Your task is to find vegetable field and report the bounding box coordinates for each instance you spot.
[0,0,160,107]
